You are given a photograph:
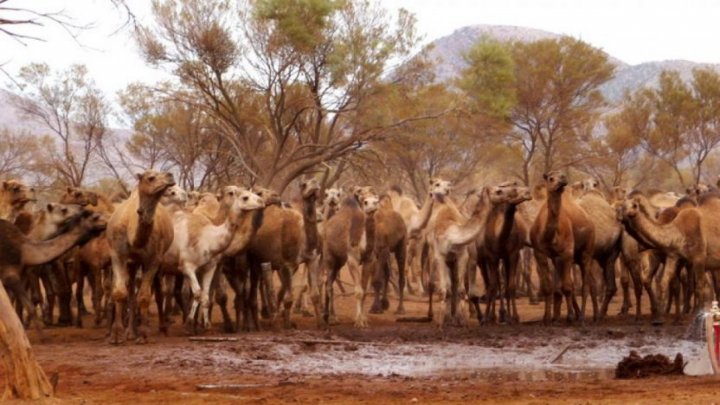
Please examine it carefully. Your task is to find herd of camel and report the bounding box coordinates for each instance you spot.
[1,168,719,344]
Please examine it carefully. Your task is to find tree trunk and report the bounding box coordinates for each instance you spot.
[0,283,53,400]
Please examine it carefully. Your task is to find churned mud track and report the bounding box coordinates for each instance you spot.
[3,295,720,403]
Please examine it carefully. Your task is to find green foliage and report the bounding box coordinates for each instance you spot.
[253,0,343,52]
[458,37,515,120]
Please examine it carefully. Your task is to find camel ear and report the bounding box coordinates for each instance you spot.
[67,187,73,194]
[2,181,9,191]
[542,173,548,181]
[47,203,54,212]
[135,173,143,181]
[88,192,99,206]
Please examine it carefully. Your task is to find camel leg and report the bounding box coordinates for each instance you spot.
[619,259,631,315]
[322,258,340,327]
[4,271,43,338]
[622,254,643,322]
[370,248,390,314]
[521,248,538,304]
[213,269,234,333]
[534,251,554,325]
[599,253,619,321]
[560,256,580,323]
[109,252,129,345]
[75,261,89,317]
[181,264,202,335]
[347,247,368,328]
[395,239,407,314]
[197,261,219,331]
[431,252,451,329]
[55,261,73,327]
[303,254,322,327]
[682,265,693,314]
[484,258,500,324]
[90,265,104,326]
[152,275,166,335]
[578,251,597,323]
[134,261,161,343]
[274,262,295,330]
[506,253,520,324]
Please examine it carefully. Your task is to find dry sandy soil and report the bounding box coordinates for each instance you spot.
[3,286,720,404]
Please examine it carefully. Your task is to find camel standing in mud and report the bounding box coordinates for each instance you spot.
[476,184,531,324]
[531,171,596,324]
[106,170,175,344]
[322,190,379,328]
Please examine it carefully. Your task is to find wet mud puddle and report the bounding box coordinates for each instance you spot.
[190,334,705,381]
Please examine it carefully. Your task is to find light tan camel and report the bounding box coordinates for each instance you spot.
[106,170,175,344]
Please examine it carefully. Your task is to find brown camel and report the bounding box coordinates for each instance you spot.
[0,210,107,331]
[60,187,117,327]
[0,180,35,221]
[244,185,305,329]
[369,194,408,314]
[576,186,623,321]
[476,184,532,324]
[322,191,380,328]
[530,171,596,324]
[106,170,175,344]
[14,203,84,326]
[618,193,716,319]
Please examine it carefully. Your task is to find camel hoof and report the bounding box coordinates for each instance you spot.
[381,298,390,311]
[301,310,314,318]
[260,307,272,320]
[395,307,406,315]
[369,302,384,314]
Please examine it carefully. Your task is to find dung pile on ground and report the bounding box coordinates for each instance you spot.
[615,351,685,379]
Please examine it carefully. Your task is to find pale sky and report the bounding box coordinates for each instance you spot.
[3,0,720,97]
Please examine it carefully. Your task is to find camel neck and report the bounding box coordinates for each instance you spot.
[134,193,161,248]
[22,226,86,266]
[629,209,680,252]
[302,194,319,254]
[211,202,231,226]
[410,195,434,233]
[498,203,517,244]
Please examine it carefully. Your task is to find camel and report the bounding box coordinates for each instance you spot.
[161,186,264,334]
[14,203,84,325]
[426,178,497,328]
[476,184,532,324]
[243,185,305,329]
[106,170,176,344]
[368,194,407,314]
[387,185,435,295]
[322,190,380,328]
[321,187,344,220]
[530,171,596,324]
[60,187,117,327]
[0,180,35,221]
[0,210,107,331]
[576,184,623,321]
[160,185,189,214]
[618,193,718,319]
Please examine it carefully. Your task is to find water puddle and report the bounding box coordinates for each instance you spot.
[201,336,705,381]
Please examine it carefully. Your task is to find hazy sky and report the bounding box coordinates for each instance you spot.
[3,0,720,96]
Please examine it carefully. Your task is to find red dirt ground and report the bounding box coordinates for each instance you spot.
[3,289,720,404]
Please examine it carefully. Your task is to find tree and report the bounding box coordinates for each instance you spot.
[136,0,436,193]
[464,37,614,185]
[11,63,112,187]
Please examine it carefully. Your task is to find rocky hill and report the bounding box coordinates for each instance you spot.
[425,24,720,103]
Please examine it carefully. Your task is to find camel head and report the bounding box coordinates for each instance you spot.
[232,187,265,211]
[323,187,343,209]
[687,183,711,199]
[358,192,379,214]
[46,202,84,225]
[542,171,568,192]
[62,187,100,207]
[136,170,175,198]
[252,186,282,206]
[610,186,628,203]
[619,194,655,220]
[75,210,109,244]
[299,177,321,200]
[187,191,202,208]
[160,185,188,208]
[508,186,532,205]
[429,178,452,202]
[3,179,35,208]
[352,186,376,203]
[582,178,600,192]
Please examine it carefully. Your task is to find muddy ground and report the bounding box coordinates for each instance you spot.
[3,287,720,404]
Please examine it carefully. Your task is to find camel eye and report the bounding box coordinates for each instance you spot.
[62,208,68,214]
[149,176,156,181]
[242,196,249,201]
[495,190,502,195]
